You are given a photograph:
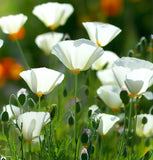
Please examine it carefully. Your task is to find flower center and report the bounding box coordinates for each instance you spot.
[8,26,25,41]
[50,26,58,30]
[36,93,43,97]
[70,69,80,74]
[96,41,101,47]
[128,94,139,98]
[24,139,33,143]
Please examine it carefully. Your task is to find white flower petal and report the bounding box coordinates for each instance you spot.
[17,112,50,140]
[136,114,153,137]
[35,32,64,55]
[92,50,119,70]
[20,67,64,95]
[97,85,122,109]
[97,69,118,85]
[0,39,4,48]
[32,2,74,28]
[0,14,27,34]
[96,113,120,135]
[52,39,104,71]
[1,104,20,119]
[83,22,121,46]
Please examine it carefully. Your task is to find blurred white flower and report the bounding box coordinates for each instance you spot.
[32,2,74,29]
[88,105,99,115]
[1,104,20,119]
[16,112,50,142]
[136,114,153,137]
[35,32,64,55]
[52,39,104,73]
[17,88,28,98]
[0,39,3,48]
[97,68,118,85]
[0,14,27,34]
[112,57,153,96]
[92,51,119,70]
[82,22,121,47]
[95,113,120,135]
[20,67,64,96]
[97,85,123,111]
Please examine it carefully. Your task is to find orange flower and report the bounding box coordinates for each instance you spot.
[8,27,26,41]
[0,64,6,87]
[100,0,123,16]
[0,57,24,80]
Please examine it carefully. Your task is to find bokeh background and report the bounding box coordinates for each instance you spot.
[0,0,152,105]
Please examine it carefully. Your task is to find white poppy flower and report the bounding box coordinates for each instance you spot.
[0,14,27,34]
[136,114,153,137]
[20,67,64,96]
[97,69,118,85]
[112,57,153,96]
[0,39,3,48]
[95,113,120,135]
[35,32,64,55]
[92,51,119,70]
[82,22,121,47]
[16,112,50,142]
[1,104,20,119]
[32,2,74,29]
[52,39,104,73]
[97,85,123,111]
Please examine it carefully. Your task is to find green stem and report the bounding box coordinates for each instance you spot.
[128,98,134,159]
[116,106,127,160]
[74,73,78,160]
[38,96,41,111]
[15,39,30,69]
[128,98,133,135]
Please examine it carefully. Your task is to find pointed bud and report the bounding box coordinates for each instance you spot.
[68,115,74,126]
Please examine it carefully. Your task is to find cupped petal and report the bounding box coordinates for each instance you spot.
[136,114,153,137]
[20,67,64,95]
[92,50,119,70]
[113,57,153,70]
[35,32,64,55]
[52,38,104,71]
[1,104,20,119]
[83,22,121,47]
[96,113,120,135]
[97,69,118,85]
[17,112,50,140]
[32,2,74,28]
[0,14,27,34]
[0,39,4,48]
[97,85,122,109]
[125,69,153,95]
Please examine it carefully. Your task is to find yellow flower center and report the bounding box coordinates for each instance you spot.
[50,26,58,30]
[70,69,80,74]
[25,139,33,143]
[96,41,101,47]
[36,93,43,97]
[128,94,139,98]
[8,26,25,41]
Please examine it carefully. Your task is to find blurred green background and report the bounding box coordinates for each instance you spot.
[0,0,152,105]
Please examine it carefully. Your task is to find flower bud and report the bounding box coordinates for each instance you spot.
[1,111,9,122]
[68,115,74,126]
[81,132,89,144]
[120,90,130,105]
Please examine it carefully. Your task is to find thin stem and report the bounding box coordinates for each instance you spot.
[116,106,127,160]
[38,96,41,111]
[74,73,78,160]
[128,98,133,135]
[15,39,30,69]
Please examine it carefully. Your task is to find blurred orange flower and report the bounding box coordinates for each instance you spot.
[100,0,123,17]
[0,57,24,86]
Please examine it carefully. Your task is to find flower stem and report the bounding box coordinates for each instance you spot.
[74,73,78,160]
[15,39,30,69]
[38,96,41,111]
